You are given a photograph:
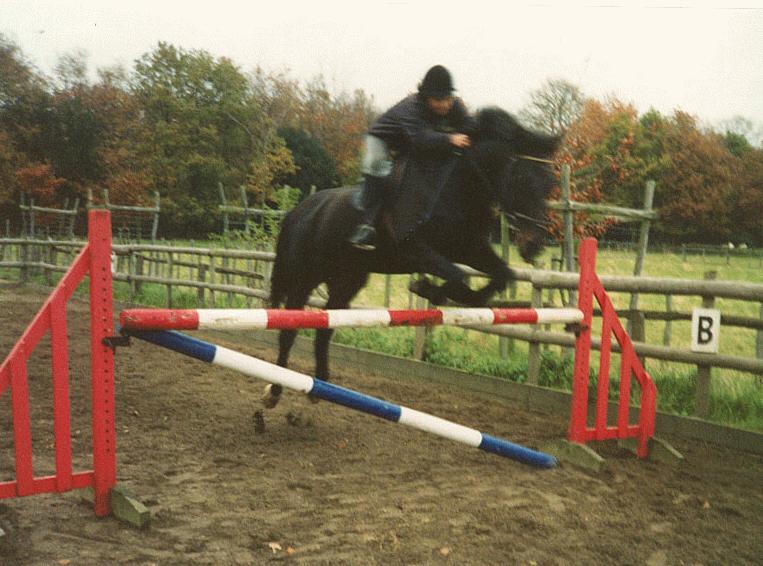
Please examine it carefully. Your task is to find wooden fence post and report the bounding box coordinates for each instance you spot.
[527,282,543,385]
[208,252,217,307]
[561,164,575,275]
[197,262,207,305]
[223,255,233,305]
[631,311,647,368]
[694,270,717,419]
[499,215,512,358]
[166,249,174,308]
[134,254,143,295]
[384,274,392,308]
[20,240,28,284]
[151,191,160,242]
[45,241,54,286]
[219,183,229,234]
[246,258,255,308]
[757,303,763,360]
[628,180,656,334]
[127,249,136,303]
[663,294,673,346]
[413,284,429,361]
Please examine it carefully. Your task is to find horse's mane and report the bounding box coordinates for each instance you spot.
[476,107,560,158]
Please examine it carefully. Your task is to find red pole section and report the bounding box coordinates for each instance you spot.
[119,307,583,331]
[50,293,73,492]
[88,209,116,517]
[569,238,597,444]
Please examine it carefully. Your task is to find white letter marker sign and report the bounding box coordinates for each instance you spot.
[691,308,721,353]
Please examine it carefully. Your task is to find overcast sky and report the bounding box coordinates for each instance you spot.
[3,0,763,129]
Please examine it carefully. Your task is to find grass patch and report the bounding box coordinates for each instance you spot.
[2,240,762,433]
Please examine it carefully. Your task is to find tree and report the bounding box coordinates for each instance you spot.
[301,78,375,183]
[560,98,746,243]
[722,131,754,158]
[90,65,153,205]
[727,145,763,246]
[550,97,644,239]
[0,130,22,213]
[251,70,375,185]
[655,112,737,243]
[519,79,585,136]
[0,35,49,220]
[0,34,51,163]
[15,162,66,205]
[132,43,294,234]
[717,115,762,149]
[275,127,339,196]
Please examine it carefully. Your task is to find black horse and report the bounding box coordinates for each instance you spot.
[263,108,559,408]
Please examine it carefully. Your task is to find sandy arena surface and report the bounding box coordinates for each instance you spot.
[1,287,761,565]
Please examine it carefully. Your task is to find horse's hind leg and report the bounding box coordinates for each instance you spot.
[261,329,296,409]
[314,276,368,383]
[261,287,313,409]
[277,329,297,367]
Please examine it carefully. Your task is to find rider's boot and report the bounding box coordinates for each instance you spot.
[349,175,386,251]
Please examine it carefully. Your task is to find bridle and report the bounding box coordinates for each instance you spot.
[465,151,555,230]
[517,154,555,165]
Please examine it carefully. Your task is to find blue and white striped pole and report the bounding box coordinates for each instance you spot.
[124,330,556,469]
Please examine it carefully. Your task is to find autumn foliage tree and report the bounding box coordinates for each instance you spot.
[1,34,759,244]
[252,70,375,186]
[549,98,643,239]
[132,43,295,234]
[549,86,760,245]
[275,127,339,196]
[0,35,47,221]
[15,162,66,204]
[654,112,738,242]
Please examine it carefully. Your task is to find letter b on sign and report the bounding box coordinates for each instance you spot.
[691,308,720,353]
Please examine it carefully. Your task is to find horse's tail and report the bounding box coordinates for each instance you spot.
[269,216,292,308]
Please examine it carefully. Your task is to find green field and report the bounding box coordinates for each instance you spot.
[341,245,763,432]
[2,240,762,431]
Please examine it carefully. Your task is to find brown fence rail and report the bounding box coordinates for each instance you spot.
[2,237,762,420]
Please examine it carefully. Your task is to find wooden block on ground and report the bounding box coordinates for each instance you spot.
[618,436,684,466]
[110,484,151,529]
[541,439,606,473]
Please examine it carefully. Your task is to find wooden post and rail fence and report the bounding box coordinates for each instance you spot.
[2,234,762,420]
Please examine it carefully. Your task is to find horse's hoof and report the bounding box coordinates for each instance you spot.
[408,278,427,296]
[253,410,266,433]
[286,410,314,427]
[261,383,282,409]
[409,278,447,304]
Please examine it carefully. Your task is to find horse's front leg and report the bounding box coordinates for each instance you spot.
[314,328,334,381]
[403,241,486,307]
[314,276,368,383]
[459,241,516,306]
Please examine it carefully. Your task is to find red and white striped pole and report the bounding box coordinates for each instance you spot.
[120,307,584,332]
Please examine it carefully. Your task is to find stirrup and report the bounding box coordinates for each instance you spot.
[349,224,377,251]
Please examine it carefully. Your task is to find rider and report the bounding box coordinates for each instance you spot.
[348,65,474,251]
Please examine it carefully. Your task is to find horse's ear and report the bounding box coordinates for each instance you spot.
[477,107,561,158]
[476,107,521,143]
[518,129,561,159]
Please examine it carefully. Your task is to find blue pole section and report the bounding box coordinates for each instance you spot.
[127,329,216,362]
[125,329,556,469]
[478,434,556,468]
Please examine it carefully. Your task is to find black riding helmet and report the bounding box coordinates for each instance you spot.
[418,65,455,98]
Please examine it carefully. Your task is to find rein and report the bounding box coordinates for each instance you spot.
[517,154,555,165]
[465,152,555,230]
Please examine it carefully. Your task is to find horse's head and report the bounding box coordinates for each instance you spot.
[473,107,560,264]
